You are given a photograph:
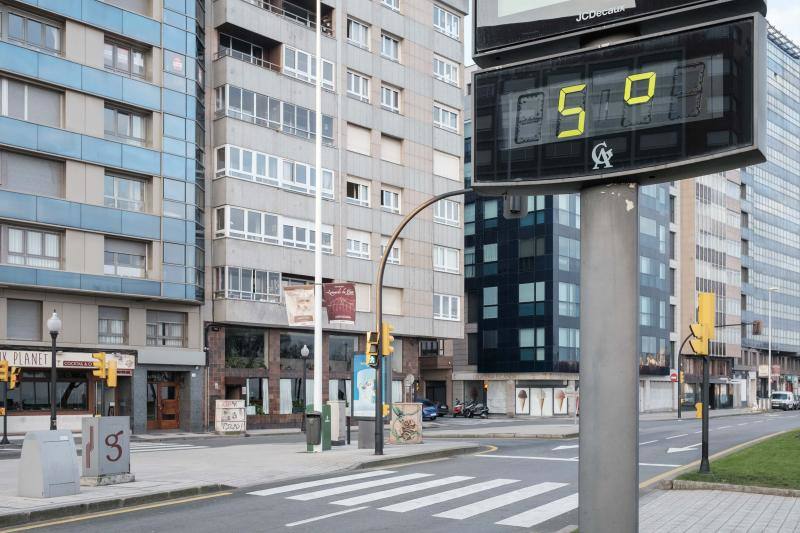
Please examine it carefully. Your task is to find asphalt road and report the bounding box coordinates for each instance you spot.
[20,411,800,533]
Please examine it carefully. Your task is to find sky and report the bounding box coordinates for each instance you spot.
[464,1,800,65]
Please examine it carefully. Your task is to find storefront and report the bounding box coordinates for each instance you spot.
[0,348,135,433]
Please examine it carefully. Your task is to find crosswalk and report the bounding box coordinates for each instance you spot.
[129,442,208,453]
[248,470,579,529]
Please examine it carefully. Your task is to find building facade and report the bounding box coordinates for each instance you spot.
[0,0,207,433]
[205,0,466,427]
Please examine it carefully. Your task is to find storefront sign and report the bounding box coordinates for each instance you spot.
[215,400,246,433]
[322,283,356,324]
[0,350,135,376]
[284,285,315,326]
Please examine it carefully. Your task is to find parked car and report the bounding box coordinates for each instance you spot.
[436,402,449,416]
[418,399,438,420]
[770,391,796,411]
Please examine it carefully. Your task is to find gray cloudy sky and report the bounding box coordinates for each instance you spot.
[464,1,800,64]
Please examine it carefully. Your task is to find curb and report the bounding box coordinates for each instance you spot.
[663,479,800,497]
[425,432,579,439]
[130,429,301,443]
[641,409,767,422]
[0,483,232,530]
[349,443,482,470]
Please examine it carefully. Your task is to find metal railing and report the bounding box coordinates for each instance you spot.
[235,0,334,37]
[214,47,280,73]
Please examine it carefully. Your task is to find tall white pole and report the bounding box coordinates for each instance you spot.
[768,289,772,398]
[313,0,324,442]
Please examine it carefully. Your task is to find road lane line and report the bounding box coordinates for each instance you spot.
[434,482,568,520]
[285,506,368,527]
[247,470,396,496]
[476,454,578,462]
[693,430,702,434]
[717,425,732,430]
[331,476,473,506]
[379,479,520,513]
[665,434,688,440]
[639,463,681,467]
[737,423,748,426]
[496,493,579,528]
[287,473,432,501]
[639,440,659,446]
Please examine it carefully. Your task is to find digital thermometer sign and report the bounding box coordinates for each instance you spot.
[472,17,766,194]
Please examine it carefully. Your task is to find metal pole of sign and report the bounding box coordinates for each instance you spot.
[700,355,711,473]
[1,382,8,445]
[347,377,354,445]
[579,183,640,533]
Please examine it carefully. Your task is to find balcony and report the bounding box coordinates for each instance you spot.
[233,0,334,37]
[420,356,453,371]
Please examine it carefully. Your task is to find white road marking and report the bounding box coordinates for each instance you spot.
[247,470,396,496]
[434,482,568,520]
[129,443,208,453]
[477,454,578,462]
[639,463,681,467]
[285,506,368,527]
[665,434,688,440]
[667,443,702,454]
[717,425,732,430]
[737,423,748,426]
[693,430,702,434]
[639,440,659,446]
[379,479,520,513]
[496,493,579,528]
[552,445,579,451]
[331,476,473,507]
[288,473,432,501]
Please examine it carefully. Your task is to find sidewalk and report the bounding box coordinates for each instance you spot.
[0,439,479,527]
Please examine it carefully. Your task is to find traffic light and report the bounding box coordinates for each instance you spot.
[366,331,379,368]
[680,371,685,384]
[0,360,8,382]
[381,322,395,357]
[106,359,118,388]
[752,320,763,336]
[689,292,715,356]
[92,352,107,379]
[8,368,21,390]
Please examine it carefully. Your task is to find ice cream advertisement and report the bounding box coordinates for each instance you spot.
[352,354,388,418]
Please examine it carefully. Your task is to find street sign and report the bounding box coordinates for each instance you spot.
[472,16,766,195]
[670,372,678,383]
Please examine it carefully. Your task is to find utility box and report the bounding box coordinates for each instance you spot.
[306,412,322,446]
[358,419,375,449]
[81,417,134,486]
[18,430,80,498]
[328,401,346,446]
[321,404,332,451]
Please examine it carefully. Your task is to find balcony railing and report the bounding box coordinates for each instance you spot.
[235,0,334,37]
[215,47,280,73]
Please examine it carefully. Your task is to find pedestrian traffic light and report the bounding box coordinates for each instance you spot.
[106,359,117,388]
[752,320,763,336]
[8,367,21,390]
[381,322,395,357]
[689,292,715,356]
[92,352,107,379]
[366,331,379,368]
[0,361,8,382]
[680,371,685,384]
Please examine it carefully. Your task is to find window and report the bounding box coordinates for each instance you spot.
[347,18,369,48]
[5,370,87,412]
[382,0,399,11]
[434,199,460,226]
[104,173,145,211]
[433,293,460,321]
[346,123,371,155]
[283,46,335,91]
[464,246,475,277]
[219,33,264,64]
[5,226,60,269]
[98,306,128,345]
[7,10,61,53]
[104,238,146,278]
[0,149,64,197]
[213,266,281,302]
[102,0,150,16]
[558,236,580,271]
[1,77,62,127]
[104,40,146,78]
[483,243,498,263]
[433,103,459,132]
[381,187,401,213]
[484,200,499,219]
[7,299,41,341]
[346,229,370,260]
[383,287,403,315]
[346,179,370,206]
[520,237,546,258]
[146,311,186,347]
[433,55,459,86]
[347,71,370,102]
[381,33,400,61]
[104,105,147,145]
[215,206,332,252]
[483,287,497,319]
[464,203,475,235]
[282,218,333,252]
[640,296,653,327]
[381,85,401,113]
[519,281,546,316]
[380,238,401,265]
[520,328,546,361]
[433,150,460,181]
[380,134,402,164]
[433,245,459,274]
[433,5,460,39]
[559,328,580,348]
[558,282,580,317]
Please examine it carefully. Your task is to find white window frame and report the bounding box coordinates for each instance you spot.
[347,18,370,49]
[380,33,400,62]
[104,173,146,212]
[4,225,61,269]
[382,0,400,11]
[433,245,460,274]
[380,84,401,113]
[433,293,460,321]
[347,71,370,102]
[213,266,282,303]
[433,199,460,226]
[104,104,147,146]
[0,77,63,127]
[98,307,128,345]
[433,55,459,87]
[282,45,335,91]
[433,5,460,39]
[380,239,401,265]
[104,40,146,78]
[346,178,370,207]
[103,240,147,279]
[216,206,335,254]
[380,187,401,214]
[433,102,459,132]
[346,229,371,260]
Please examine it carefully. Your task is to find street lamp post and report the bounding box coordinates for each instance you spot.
[46,310,62,431]
[768,287,779,401]
[300,344,310,432]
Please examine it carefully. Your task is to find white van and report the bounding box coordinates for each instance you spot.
[771,391,796,411]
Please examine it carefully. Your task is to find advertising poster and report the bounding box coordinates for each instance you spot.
[352,354,388,418]
[322,283,356,324]
[284,285,315,326]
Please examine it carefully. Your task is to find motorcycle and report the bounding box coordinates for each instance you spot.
[460,400,477,418]
[451,399,464,418]
[467,403,489,419]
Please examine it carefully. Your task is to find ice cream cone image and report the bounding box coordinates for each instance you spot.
[556,390,566,413]
[536,390,545,415]
[517,389,528,413]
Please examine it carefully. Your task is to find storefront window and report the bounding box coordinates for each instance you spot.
[5,370,88,412]
[280,331,314,372]
[279,378,314,414]
[246,377,268,415]
[329,334,357,373]
[225,327,266,368]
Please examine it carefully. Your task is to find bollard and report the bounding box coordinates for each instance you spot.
[695,402,703,419]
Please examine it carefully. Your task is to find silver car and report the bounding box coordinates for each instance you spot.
[771,391,796,411]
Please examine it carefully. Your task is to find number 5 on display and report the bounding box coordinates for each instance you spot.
[557,84,587,139]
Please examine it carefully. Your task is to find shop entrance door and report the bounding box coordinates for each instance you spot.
[147,373,181,430]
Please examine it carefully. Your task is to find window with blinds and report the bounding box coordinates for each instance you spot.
[146,310,186,347]
[98,306,128,345]
[104,238,146,278]
[0,77,62,128]
[7,299,42,341]
[0,150,64,197]
[4,226,61,269]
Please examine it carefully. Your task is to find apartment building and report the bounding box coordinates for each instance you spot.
[0,0,207,433]
[205,0,466,426]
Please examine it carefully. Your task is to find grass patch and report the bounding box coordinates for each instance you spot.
[678,430,800,489]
